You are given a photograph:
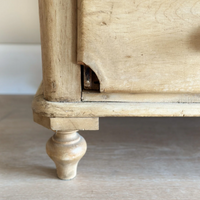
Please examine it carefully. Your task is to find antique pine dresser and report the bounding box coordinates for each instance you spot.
[32,0,200,180]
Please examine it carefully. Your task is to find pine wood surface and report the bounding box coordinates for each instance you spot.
[1,95,200,199]
[33,94,200,118]
[39,0,81,102]
[33,112,99,131]
[32,83,200,118]
[82,90,200,103]
[78,0,200,93]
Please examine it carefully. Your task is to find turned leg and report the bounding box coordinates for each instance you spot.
[46,130,87,180]
[33,112,98,179]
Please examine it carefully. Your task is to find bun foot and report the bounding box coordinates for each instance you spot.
[46,130,87,180]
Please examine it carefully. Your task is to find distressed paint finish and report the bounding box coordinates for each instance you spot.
[78,0,200,93]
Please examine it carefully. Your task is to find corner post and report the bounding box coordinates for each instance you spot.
[38,0,81,102]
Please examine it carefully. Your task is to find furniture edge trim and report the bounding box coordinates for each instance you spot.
[32,94,200,118]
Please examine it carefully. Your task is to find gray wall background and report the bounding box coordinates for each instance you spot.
[0,0,42,94]
[0,0,40,44]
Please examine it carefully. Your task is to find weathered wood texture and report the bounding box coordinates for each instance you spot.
[82,91,200,103]
[32,94,200,118]
[46,130,87,180]
[33,112,99,131]
[50,118,99,130]
[39,0,81,102]
[78,0,200,93]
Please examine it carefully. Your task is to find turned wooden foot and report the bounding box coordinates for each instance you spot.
[46,130,87,180]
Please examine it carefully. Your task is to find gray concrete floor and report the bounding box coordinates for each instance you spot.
[0,96,200,199]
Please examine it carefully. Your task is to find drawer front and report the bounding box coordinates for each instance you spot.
[78,0,200,94]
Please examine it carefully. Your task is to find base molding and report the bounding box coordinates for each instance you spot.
[33,112,99,131]
[33,94,200,118]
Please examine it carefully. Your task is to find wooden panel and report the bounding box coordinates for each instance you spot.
[82,91,200,103]
[39,0,81,102]
[78,0,200,93]
[50,118,99,130]
[33,111,99,131]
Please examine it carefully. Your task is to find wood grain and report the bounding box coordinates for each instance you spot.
[39,0,81,102]
[50,118,99,131]
[82,90,200,103]
[33,112,99,131]
[33,94,200,118]
[46,130,87,180]
[78,0,200,93]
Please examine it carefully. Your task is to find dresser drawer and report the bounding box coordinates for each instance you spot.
[78,0,200,94]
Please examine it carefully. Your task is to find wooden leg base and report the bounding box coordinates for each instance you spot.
[46,130,87,180]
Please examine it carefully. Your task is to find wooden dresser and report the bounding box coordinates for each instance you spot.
[32,0,200,180]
